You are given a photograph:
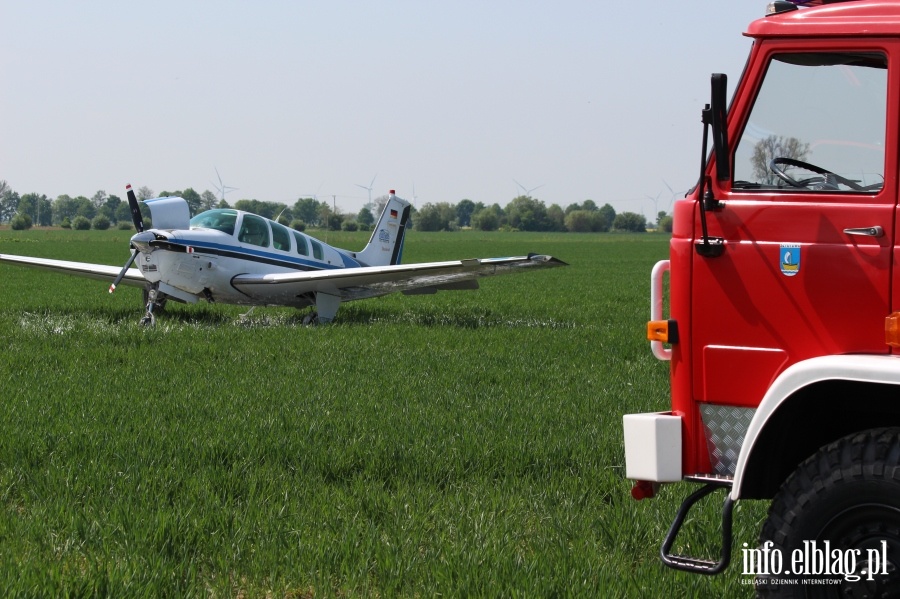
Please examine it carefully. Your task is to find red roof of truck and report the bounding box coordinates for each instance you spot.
[746,1,900,38]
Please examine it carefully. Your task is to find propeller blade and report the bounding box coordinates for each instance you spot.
[126,184,144,233]
[108,249,139,293]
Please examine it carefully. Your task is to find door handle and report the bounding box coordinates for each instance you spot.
[843,226,884,238]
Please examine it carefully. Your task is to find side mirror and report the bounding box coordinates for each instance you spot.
[710,73,730,182]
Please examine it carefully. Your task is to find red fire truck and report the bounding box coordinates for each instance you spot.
[624,0,900,590]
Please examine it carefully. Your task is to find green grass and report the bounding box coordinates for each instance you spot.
[0,229,766,597]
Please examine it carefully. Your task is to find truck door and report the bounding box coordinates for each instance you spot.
[692,45,896,420]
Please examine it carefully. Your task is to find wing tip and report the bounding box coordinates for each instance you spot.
[527,253,568,266]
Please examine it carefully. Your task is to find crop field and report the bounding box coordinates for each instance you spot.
[0,228,767,597]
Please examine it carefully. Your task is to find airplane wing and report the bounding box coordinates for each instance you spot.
[231,254,567,303]
[0,254,146,287]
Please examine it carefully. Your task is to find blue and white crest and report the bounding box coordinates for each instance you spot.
[780,244,801,277]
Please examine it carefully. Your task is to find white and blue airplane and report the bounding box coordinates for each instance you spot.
[0,185,566,325]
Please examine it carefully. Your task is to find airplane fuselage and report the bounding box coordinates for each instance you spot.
[133,209,363,307]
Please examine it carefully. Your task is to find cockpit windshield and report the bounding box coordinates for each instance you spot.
[190,209,238,235]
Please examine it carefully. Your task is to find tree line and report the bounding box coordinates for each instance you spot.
[0,180,673,234]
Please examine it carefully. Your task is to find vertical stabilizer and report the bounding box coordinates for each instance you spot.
[353,192,412,267]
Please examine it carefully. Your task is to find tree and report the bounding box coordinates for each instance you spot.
[91,190,108,209]
[565,210,607,233]
[72,215,91,230]
[233,199,287,220]
[599,203,616,228]
[92,215,111,230]
[53,194,78,224]
[456,199,476,228]
[546,204,565,232]
[293,197,322,227]
[357,206,374,227]
[372,194,391,216]
[105,194,122,223]
[471,204,503,231]
[137,186,154,201]
[115,202,133,225]
[181,188,202,216]
[659,215,674,233]
[200,190,218,212]
[0,188,20,223]
[19,193,51,226]
[751,135,810,185]
[73,196,96,220]
[613,212,647,233]
[505,195,550,231]
[415,202,457,231]
[10,212,32,230]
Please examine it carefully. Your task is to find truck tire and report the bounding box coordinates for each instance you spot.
[756,428,900,598]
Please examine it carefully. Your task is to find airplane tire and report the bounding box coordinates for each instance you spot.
[756,428,900,597]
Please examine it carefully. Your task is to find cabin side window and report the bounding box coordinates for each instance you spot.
[271,221,291,251]
[238,214,271,247]
[310,240,324,261]
[293,231,309,256]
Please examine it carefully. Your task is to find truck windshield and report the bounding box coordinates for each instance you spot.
[733,52,886,193]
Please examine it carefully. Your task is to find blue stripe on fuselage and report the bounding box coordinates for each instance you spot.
[165,239,356,271]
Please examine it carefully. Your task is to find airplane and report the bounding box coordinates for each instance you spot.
[0,185,566,325]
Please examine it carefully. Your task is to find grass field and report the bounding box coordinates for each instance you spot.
[0,228,766,597]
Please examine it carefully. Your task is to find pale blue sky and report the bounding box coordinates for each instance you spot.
[1,1,763,216]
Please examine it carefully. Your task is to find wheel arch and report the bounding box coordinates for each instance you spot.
[732,355,900,500]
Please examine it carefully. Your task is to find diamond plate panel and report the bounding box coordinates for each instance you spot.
[699,404,756,476]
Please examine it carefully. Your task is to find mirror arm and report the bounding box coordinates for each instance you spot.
[695,76,727,258]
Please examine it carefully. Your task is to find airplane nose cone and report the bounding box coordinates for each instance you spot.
[130,230,156,252]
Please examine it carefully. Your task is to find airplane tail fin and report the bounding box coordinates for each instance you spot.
[353,191,412,267]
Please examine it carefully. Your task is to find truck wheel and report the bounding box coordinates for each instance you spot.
[756,428,900,598]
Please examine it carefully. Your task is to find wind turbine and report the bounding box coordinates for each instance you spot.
[212,167,238,203]
[513,179,544,197]
[355,174,377,209]
[662,179,680,212]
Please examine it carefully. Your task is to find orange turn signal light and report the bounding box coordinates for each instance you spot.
[886,313,900,348]
[648,319,678,344]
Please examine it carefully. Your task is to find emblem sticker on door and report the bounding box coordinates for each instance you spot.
[780,244,801,277]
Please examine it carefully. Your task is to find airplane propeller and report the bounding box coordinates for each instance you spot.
[108,184,145,293]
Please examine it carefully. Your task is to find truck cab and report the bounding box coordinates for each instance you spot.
[624,0,900,591]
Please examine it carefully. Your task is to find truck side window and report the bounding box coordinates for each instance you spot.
[238,214,271,247]
[733,52,886,193]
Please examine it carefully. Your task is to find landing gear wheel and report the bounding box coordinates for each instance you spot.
[142,288,168,313]
[756,428,900,597]
[140,286,165,327]
[302,312,319,326]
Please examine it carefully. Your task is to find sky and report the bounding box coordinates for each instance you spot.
[1,1,765,217]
